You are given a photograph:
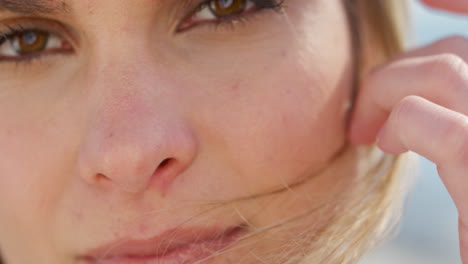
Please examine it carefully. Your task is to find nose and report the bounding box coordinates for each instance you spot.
[76,61,197,195]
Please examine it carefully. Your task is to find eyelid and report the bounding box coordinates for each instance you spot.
[0,36,73,63]
[177,0,257,32]
[195,0,256,20]
[0,17,79,49]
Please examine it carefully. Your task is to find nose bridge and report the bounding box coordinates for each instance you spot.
[77,55,197,195]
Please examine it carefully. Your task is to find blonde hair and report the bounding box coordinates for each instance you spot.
[220,1,416,264]
[295,1,415,263]
[0,2,413,264]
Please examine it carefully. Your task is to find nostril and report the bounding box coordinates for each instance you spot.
[157,158,172,170]
[154,158,178,177]
[96,173,111,183]
[152,158,181,194]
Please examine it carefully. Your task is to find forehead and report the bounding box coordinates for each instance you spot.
[0,0,172,15]
[0,0,69,14]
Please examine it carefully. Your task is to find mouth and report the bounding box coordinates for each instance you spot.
[77,225,245,264]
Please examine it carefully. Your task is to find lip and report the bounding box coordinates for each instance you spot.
[77,225,244,264]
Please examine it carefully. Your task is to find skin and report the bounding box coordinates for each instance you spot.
[350,0,468,263]
[1,0,467,263]
[0,0,357,263]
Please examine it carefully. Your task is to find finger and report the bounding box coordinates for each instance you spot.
[377,95,468,210]
[421,0,468,14]
[349,37,468,144]
[350,53,468,144]
[377,95,468,262]
[394,36,468,62]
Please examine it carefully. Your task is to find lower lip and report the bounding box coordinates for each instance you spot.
[79,227,244,264]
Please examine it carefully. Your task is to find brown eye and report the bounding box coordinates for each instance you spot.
[0,27,72,60]
[178,0,258,31]
[209,0,247,17]
[16,30,49,54]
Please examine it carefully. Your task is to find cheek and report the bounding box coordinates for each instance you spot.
[234,72,351,186]
[222,5,353,191]
[0,116,72,240]
[189,50,353,198]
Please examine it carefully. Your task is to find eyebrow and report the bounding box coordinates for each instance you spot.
[0,0,70,15]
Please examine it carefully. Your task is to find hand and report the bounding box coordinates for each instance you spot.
[348,0,468,262]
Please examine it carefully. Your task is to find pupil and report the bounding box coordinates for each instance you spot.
[22,32,38,46]
[219,0,234,8]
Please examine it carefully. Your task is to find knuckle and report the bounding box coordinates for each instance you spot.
[395,95,420,113]
[428,53,468,93]
[431,53,466,76]
[391,95,420,125]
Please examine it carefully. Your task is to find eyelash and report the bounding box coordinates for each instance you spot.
[178,0,285,32]
[0,22,74,66]
[0,0,286,64]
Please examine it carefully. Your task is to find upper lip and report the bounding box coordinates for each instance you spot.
[78,225,242,260]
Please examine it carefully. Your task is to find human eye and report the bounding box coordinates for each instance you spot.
[0,22,73,62]
[177,0,285,32]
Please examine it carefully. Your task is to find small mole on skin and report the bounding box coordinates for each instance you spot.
[280,50,288,57]
[231,81,240,91]
[119,25,130,32]
[73,210,84,222]
[86,0,96,14]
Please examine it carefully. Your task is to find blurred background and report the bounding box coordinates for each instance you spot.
[360,1,468,263]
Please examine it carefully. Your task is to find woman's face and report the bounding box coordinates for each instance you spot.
[0,0,354,263]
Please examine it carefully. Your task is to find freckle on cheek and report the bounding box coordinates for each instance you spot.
[231,81,240,91]
[120,26,130,32]
[86,0,96,14]
[73,210,84,222]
